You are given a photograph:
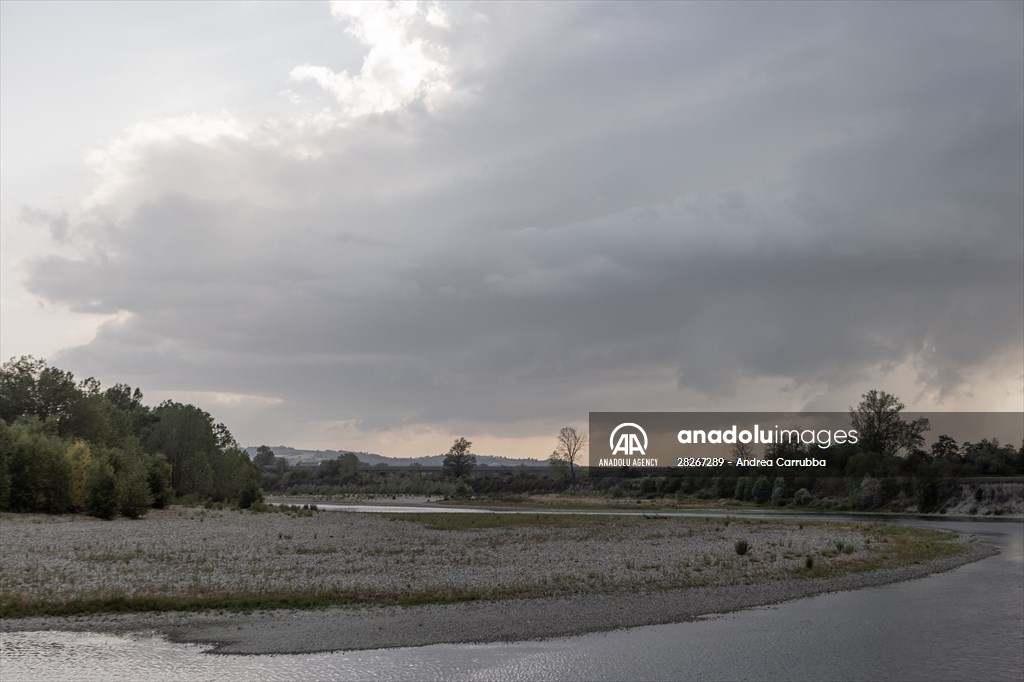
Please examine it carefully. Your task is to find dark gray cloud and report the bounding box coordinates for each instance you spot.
[21,1,1024,449]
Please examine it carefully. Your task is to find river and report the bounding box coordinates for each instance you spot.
[1,515,1021,681]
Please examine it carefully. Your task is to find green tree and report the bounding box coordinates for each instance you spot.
[856,474,883,509]
[65,440,93,511]
[734,477,751,501]
[86,459,119,519]
[118,470,153,519]
[930,435,961,461]
[0,356,46,422]
[253,445,277,467]
[0,423,10,511]
[443,437,476,478]
[752,476,772,504]
[146,401,218,495]
[5,419,72,513]
[771,477,786,506]
[849,390,930,457]
[146,454,173,508]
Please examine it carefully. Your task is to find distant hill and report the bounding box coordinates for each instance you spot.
[243,445,548,468]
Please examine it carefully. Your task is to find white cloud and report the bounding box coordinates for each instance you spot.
[290,0,452,118]
[84,113,248,212]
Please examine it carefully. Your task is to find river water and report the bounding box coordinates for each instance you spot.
[2,515,1021,681]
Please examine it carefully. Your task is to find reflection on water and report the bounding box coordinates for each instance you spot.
[2,519,1021,682]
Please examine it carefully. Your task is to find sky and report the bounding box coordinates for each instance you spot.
[1,1,1022,458]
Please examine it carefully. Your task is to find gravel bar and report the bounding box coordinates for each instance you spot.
[0,509,996,653]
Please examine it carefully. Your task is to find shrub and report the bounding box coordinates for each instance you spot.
[734,477,750,501]
[238,479,262,509]
[735,539,750,556]
[752,476,772,504]
[86,460,119,520]
[118,474,152,519]
[771,477,786,506]
[794,488,812,506]
[856,474,883,509]
[146,455,173,509]
[805,555,814,569]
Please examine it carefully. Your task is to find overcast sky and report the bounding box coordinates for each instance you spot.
[1,1,1022,458]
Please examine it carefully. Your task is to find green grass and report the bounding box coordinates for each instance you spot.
[795,525,964,578]
[0,586,517,619]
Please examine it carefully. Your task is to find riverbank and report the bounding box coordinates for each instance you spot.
[0,508,996,652]
[2,540,995,654]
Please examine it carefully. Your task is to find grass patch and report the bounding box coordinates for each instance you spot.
[0,586,519,620]
[795,525,964,579]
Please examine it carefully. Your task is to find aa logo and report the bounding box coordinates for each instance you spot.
[610,423,648,456]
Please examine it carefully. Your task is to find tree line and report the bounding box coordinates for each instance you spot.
[253,390,1021,513]
[0,356,262,518]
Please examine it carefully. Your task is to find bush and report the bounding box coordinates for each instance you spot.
[752,477,772,504]
[735,539,750,556]
[734,477,750,501]
[451,480,473,499]
[805,555,814,569]
[771,477,786,506]
[794,488,812,506]
[238,479,262,509]
[856,474,883,509]
[118,474,152,519]
[146,455,173,509]
[86,460,119,519]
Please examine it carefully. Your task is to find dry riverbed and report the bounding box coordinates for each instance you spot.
[0,507,993,652]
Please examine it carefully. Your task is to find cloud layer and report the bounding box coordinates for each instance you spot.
[20,1,1024,454]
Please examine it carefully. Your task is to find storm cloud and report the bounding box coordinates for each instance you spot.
[17,1,1024,454]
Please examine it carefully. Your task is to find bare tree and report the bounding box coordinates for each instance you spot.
[552,426,588,482]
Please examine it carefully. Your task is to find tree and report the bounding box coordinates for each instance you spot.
[65,440,93,511]
[551,426,587,482]
[146,454,173,508]
[734,476,751,501]
[771,477,786,506]
[253,445,277,467]
[849,390,930,457]
[443,437,476,478]
[856,474,883,509]
[118,471,153,519]
[548,453,571,480]
[752,476,772,504]
[931,435,961,461]
[86,459,119,519]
